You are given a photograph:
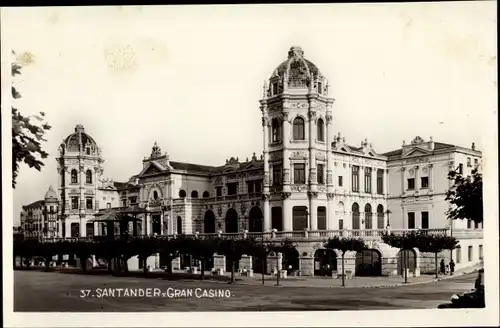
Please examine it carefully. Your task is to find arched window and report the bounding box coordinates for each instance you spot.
[293,117,305,140]
[71,169,78,184]
[85,169,92,184]
[364,204,372,229]
[377,205,384,229]
[317,118,325,142]
[271,118,281,143]
[179,190,186,198]
[352,203,360,230]
[202,191,210,198]
[191,190,199,198]
[153,191,159,200]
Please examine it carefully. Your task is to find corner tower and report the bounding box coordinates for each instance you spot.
[56,124,104,237]
[260,46,335,232]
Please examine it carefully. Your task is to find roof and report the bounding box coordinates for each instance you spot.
[273,46,321,88]
[63,124,98,153]
[382,142,465,160]
[22,200,45,210]
[170,161,217,174]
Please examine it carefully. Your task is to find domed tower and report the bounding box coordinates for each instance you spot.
[56,124,104,238]
[44,185,59,238]
[260,46,335,232]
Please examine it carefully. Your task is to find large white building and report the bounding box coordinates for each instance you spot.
[21,46,483,276]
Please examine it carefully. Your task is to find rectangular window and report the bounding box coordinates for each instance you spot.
[317,82,322,94]
[338,176,343,187]
[479,245,483,259]
[467,219,472,229]
[468,246,473,262]
[407,178,415,190]
[338,219,344,230]
[273,165,282,186]
[71,197,79,210]
[408,212,415,229]
[86,197,93,210]
[106,202,111,209]
[352,166,359,192]
[317,164,325,184]
[272,82,278,95]
[294,163,306,184]
[421,177,429,189]
[227,182,238,195]
[364,168,372,193]
[456,247,461,263]
[467,157,472,167]
[377,169,383,194]
[459,163,463,174]
[247,181,254,194]
[254,180,262,193]
[474,158,479,167]
[216,186,223,197]
[421,211,429,229]
[121,199,127,207]
[317,207,327,230]
[129,197,138,204]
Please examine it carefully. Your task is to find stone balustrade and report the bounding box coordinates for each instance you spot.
[26,228,485,244]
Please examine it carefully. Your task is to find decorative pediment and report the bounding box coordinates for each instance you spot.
[404,147,431,158]
[138,161,166,177]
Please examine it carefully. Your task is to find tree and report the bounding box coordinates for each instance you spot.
[11,58,52,188]
[215,236,258,283]
[266,239,298,286]
[446,168,483,224]
[381,231,423,283]
[181,236,218,280]
[129,237,159,275]
[324,236,366,287]
[158,236,185,274]
[417,234,458,278]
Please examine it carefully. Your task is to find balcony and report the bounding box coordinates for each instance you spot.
[32,228,480,244]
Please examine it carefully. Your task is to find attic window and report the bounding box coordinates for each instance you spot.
[272,83,278,95]
[368,152,374,156]
[86,147,91,155]
[317,82,322,94]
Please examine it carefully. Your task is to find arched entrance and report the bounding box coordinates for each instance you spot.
[225,208,239,233]
[314,249,337,276]
[203,210,216,233]
[398,249,417,275]
[377,204,384,229]
[248,206,263,232]
[355,249,382,276]
[282,247,300,274]
[364,204,372,229]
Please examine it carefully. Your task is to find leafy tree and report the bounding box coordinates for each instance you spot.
[158,236,185,274]
[129,237,159,275]
[381,231,423,283]
[265,239,297,286]
[446,168,483,224]
[215,236,259,283]
[11,59,52,188]
[417,234,458,278]
[181,236,218,280]
[324,236,366,287]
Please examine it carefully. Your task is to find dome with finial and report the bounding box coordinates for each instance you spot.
[61,124,98,154]
[270,46,322,89]
[44,185,58,200]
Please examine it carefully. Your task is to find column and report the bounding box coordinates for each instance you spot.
[169,181,174,234]
[308,109,317,189]
[384,169,388,197]
[282,111,291,190]
[325,109,334,194]
[160,213,164,235]
[283,198,292,231]
[359,165,365,194]
[327,195,335,230]
[263,196,271,231]
[348,164,352,192]
[414,165,420,194]
[309,194,317,230]
[428,164,434,192]
[371,167,376,195]
[401,167,406,195]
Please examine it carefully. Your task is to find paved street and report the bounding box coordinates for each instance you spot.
[14,270,477,312]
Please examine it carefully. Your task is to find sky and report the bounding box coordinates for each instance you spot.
[2,3,497,226]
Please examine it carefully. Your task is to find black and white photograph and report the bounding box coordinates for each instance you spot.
[2,2,498,327]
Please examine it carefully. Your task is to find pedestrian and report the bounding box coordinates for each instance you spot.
[450,259,455,276]
[446,264,450,275]
[440,259,445,275]
[474,269,483,291]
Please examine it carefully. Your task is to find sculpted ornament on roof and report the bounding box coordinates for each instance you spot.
[411,136,425,145]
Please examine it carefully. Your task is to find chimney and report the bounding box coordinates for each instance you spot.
[429,136,435,150]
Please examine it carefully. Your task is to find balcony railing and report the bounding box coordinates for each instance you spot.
[22,227,481,244]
